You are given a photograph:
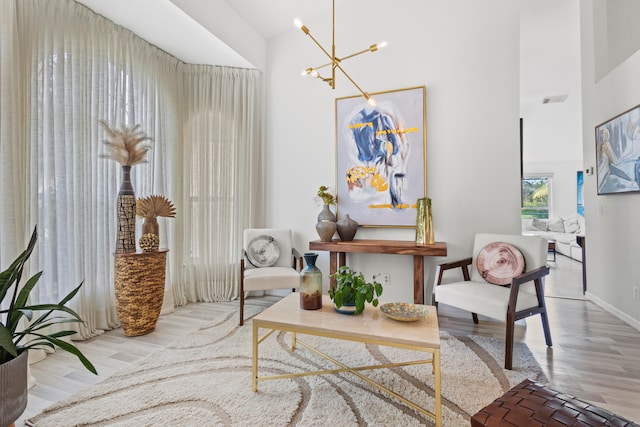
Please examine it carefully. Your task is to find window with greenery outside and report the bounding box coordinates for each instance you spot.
[521,177,550,219]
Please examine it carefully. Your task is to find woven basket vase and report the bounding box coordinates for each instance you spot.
[114,249,168,336]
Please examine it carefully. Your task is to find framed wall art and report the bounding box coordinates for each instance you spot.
[595,104,640,195]
[335,86,426,227]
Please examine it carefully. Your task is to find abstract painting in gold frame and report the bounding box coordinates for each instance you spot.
[335,86,426,227]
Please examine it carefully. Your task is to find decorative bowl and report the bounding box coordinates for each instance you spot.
[380,302,428,322]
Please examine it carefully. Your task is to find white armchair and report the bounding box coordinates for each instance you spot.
[434,233,552,369]
[239,228,302,326]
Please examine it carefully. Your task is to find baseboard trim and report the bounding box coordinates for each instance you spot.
[585,291,640,331]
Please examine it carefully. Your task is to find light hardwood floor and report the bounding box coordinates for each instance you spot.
[16,254,640,425]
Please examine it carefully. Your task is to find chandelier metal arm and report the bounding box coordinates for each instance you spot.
[340,45,380,62]
[334,62,371,101]
[307,44,378,73]
[295,0,381,104]
[302,29,335,66]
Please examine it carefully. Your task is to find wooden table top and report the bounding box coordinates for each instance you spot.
[253,294,440,349]
[309,239,447,256]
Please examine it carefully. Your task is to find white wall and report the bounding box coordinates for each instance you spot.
[593,0,640,81]
[264,0,521,303]
[521,0,583,219]
[580,1,640,328]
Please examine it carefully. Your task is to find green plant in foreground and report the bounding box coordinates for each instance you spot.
[329,266,383,315]
[0,227,97,374]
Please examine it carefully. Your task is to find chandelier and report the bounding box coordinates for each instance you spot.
[294,0,386,105]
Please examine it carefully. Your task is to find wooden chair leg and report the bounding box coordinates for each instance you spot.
[239,262,245,326]
[472,312,479,324]
[540,310,552,347]
[535,278,553,347]
[505,314,515,370]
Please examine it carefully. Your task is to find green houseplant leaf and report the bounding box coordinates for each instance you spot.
[0,227,97,374]
[328,266,383,315]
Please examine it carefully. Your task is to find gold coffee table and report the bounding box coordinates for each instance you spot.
[252,293,442,426]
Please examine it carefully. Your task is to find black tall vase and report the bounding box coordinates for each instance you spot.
[116,165,137,253]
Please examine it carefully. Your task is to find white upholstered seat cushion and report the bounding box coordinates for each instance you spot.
[243,266,300,291]
[434,281,539,322]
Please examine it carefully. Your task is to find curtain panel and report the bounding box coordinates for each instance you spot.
[172,65,262,305]
[0,0,262,339]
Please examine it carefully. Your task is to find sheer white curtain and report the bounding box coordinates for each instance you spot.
[0,0,262,341]
[0,0,26,261]
[172,65,263,304]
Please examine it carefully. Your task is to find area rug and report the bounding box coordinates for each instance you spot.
[28,306,546,426]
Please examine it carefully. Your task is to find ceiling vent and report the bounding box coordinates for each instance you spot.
[542,95,568,104]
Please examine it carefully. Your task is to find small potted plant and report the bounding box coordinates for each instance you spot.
[0,227,97,426]
[315,185,337,221]
[329,266,383,315]
[316,185,336,206]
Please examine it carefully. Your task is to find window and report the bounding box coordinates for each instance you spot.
[521,175,551,219]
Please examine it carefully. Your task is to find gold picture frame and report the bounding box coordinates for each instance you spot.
[335,86,427,227]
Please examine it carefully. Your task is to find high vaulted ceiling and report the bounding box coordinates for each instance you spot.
[224,0,341,40]
[74,0,579,116]
[75,0,339,67]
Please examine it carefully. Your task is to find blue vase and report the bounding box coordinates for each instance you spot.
[300,253,323,310]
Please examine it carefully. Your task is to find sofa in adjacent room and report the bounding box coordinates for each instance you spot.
[521,213,585,262]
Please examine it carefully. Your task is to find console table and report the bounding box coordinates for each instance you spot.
[309,239,447,304]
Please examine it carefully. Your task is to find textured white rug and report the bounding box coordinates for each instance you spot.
[28,306,545,426]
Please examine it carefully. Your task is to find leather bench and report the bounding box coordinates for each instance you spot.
[471,379,639,427]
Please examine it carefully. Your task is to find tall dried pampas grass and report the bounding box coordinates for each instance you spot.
[99,120,152,166]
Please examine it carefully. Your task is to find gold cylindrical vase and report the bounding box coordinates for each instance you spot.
[415,197,427,244]
[415,197,435,245]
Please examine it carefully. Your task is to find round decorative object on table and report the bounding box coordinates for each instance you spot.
[246,235,280,267]
[300,252,322,310]
[139,233,160,252]
[380,302,428,322]
[315,220,337,242]
[476,242,526,285]
[336,214,358,241]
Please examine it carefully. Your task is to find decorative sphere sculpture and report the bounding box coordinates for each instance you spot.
[139,233,160,252]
